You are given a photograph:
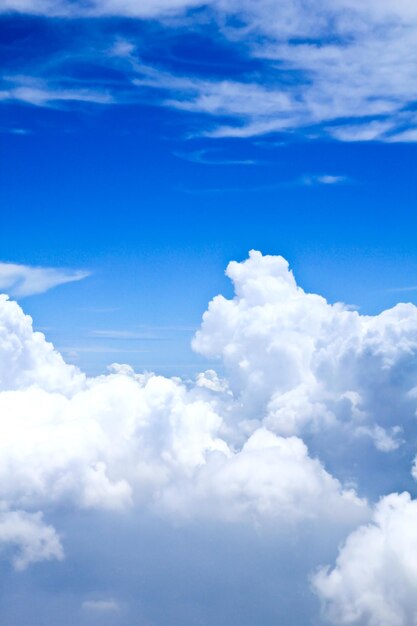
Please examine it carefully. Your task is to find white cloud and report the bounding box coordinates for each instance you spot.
[82,599,120,612]
[2,1,417,140]
[174,149,257,166]
[313,492,417,626]
[159,428,367,525]
[0,262,89,297]
[0,0,201,17]
[354,425,404,453]
[193,251,417,444]
[0,294,85,393]
[0,505,63,570]
[328,121,396,142]
[113,1,417,141]
[301,174,348,186]
[90,330,161,340]
[0,366,364,525]
[387,128,417,143]
[0,86,112,107]
[2,247,417,626]
[0,274,370,568]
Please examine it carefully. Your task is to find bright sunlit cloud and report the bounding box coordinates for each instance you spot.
[1,252,417,625]
[2,3,417,624]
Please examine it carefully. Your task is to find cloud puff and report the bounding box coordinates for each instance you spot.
[313,492,417,626]
[193,251,417,449]
[0,505,63,570]
[0,295,84,392]
[159,428,366,525]
[0,261,89,297]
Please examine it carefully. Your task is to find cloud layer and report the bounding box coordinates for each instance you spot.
[1,0,417,141]
[2,252,417,624]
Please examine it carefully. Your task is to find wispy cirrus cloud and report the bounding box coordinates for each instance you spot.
[0,262,90,297]
[81,600,120,612]
[1,1,417,141]
[384,285,417,293]
[90,330,162,340]
[0,76,113,106]
[173,149,258,165]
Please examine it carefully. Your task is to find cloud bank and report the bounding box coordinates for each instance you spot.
[2,251,417,624]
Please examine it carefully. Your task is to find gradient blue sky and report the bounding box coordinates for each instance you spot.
[1,5,417,376]
[3,5,417,625]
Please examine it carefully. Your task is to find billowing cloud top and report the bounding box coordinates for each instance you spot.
[2,251,417,625]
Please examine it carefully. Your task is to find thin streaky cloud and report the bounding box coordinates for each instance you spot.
[173,149,258,166]
[385,286,417,293]
[0,77,113,107]
[82,600,120,612]
[177,174,350,195]
[139,324,197,332]
[386,128,417,143]
[90,330,163,340]
[1,4,417,141]
[59,346,150,354]
[0,262,90,297]
[78,307,121,313]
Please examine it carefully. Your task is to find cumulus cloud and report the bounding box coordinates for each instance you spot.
[2,250,417,626]
[0,261,90,297]
[0,266,371,568]
[0,322,364,525]
[193,251,417,449]
[0,295,85,392]
[160,428,366,525]
[313,492,417,626]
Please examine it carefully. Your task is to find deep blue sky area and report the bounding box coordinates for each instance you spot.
[1,10,417,375]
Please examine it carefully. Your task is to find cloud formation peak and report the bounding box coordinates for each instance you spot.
[1,251,417,625]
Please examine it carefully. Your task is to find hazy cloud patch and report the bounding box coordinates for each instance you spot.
[0,262,90,297]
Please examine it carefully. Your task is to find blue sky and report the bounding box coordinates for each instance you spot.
[1,4,417,375]
[2,3,417,626]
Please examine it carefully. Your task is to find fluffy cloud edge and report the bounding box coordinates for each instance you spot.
[2,244,417,626]
[312,492,417,626]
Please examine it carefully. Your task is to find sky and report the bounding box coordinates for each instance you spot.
[1,1,417,625]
